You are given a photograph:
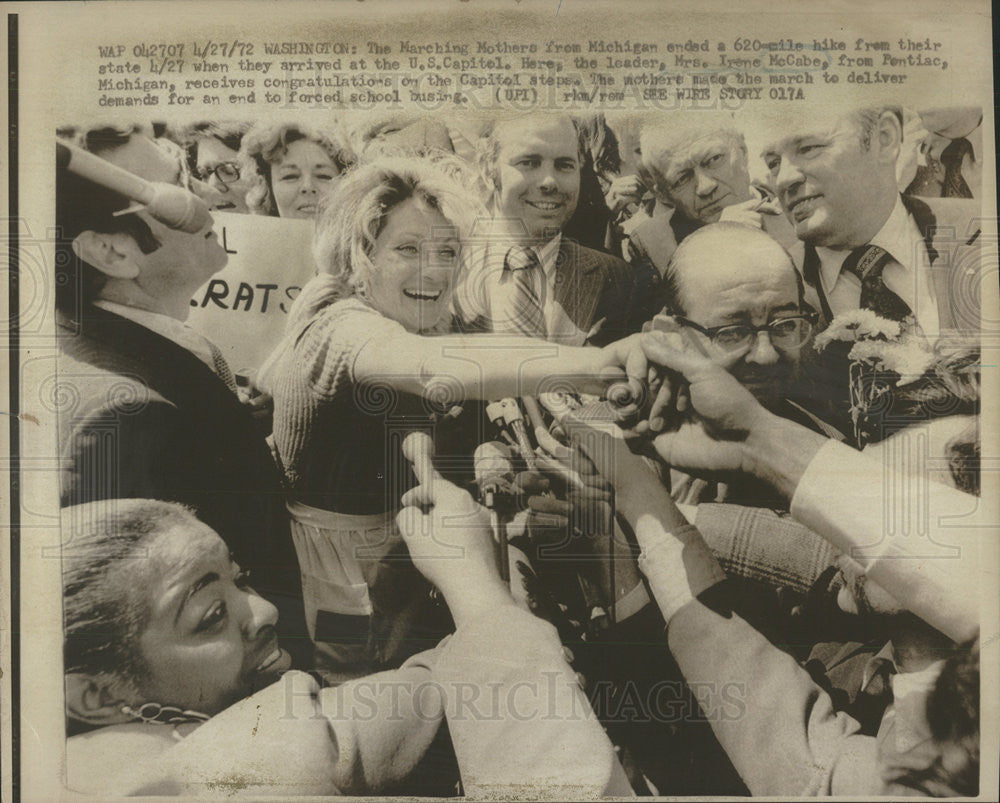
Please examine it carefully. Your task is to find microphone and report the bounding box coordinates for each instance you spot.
[57,139,213,234]
[473,440,514,584]
[486,398,538,471]
[473,441,514,508]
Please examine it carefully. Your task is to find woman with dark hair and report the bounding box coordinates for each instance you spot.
[241,122,354,218]
[61,497,627,797]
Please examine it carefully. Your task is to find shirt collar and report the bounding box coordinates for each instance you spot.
[862,640,899,689]
[813,195,923,293]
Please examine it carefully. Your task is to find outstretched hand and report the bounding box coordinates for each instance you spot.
[717,184,783,229]
[613,331,776,477]
[397,467,512,626]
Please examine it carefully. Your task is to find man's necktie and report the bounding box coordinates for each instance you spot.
[208,340,239,394]
[503,245,547,338]
[939,137,973,199]
[841,245,912,323]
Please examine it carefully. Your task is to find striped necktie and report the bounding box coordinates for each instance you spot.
[208,340,239,394]
[503,245,547,338]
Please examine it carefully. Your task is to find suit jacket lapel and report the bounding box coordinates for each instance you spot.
[902,194,962,332]
[553,239,602,334]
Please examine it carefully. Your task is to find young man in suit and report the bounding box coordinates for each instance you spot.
[55,127,307,662]
[453,113,641,346]
[761,105,983,341]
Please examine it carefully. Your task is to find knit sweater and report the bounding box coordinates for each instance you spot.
[270,294,431,514]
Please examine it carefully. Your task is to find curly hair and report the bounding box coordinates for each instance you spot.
[240,122,355,216]
[62,500,199,691]
[311,156,482,300]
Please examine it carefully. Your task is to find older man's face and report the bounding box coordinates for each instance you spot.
[657,132,752,225]
[676,232,807,404]
[762,113,886,249]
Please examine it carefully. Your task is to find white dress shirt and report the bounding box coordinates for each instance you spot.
[813,196,940,341]
[790,439,981,644]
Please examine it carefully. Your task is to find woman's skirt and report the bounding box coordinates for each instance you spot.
[287,499,453,683]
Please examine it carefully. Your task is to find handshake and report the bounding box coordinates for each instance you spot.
[595,328,784,482]
[396,330,822,621]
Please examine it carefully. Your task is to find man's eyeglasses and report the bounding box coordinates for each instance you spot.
[676,313,818,351]
[198,162,241,187]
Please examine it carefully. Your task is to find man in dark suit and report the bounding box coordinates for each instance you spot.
[56,127,307,662]
[453,113,640,346]
[761,105,983,340]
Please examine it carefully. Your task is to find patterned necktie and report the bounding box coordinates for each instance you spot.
[939,137,973,198]
[208,340,239,394]
[841,245,912,323]
[503,245,547,338]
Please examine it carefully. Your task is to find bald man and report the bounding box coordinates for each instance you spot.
[648,223,844,505]
[656,222,819,407]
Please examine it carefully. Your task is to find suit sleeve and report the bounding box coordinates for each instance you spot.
[60,395,198,507]
[635,523,882,795]
[588,256,644,346]
[666,595,881,795]
[433,604,633,798]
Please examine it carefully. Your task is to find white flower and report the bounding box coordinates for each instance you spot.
[814,310,901,352]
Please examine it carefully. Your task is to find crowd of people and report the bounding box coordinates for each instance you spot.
[54,103,985,797]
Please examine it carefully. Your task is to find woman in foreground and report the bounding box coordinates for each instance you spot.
[62,496,628,797]
[262,157,642,680]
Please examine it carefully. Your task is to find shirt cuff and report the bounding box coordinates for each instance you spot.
[790,438,980,643]
[637,523,727,624]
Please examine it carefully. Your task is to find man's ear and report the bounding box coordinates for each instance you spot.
[65,672,136,726]
[875,110,903,164]
[71,230,142,280]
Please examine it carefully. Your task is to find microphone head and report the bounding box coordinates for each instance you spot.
[473,441,514,483]
[146,182,214,233]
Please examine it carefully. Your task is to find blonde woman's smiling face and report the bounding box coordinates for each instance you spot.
[365,198,461,333]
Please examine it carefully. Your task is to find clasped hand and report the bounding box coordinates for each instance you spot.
[607,329,775,477]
